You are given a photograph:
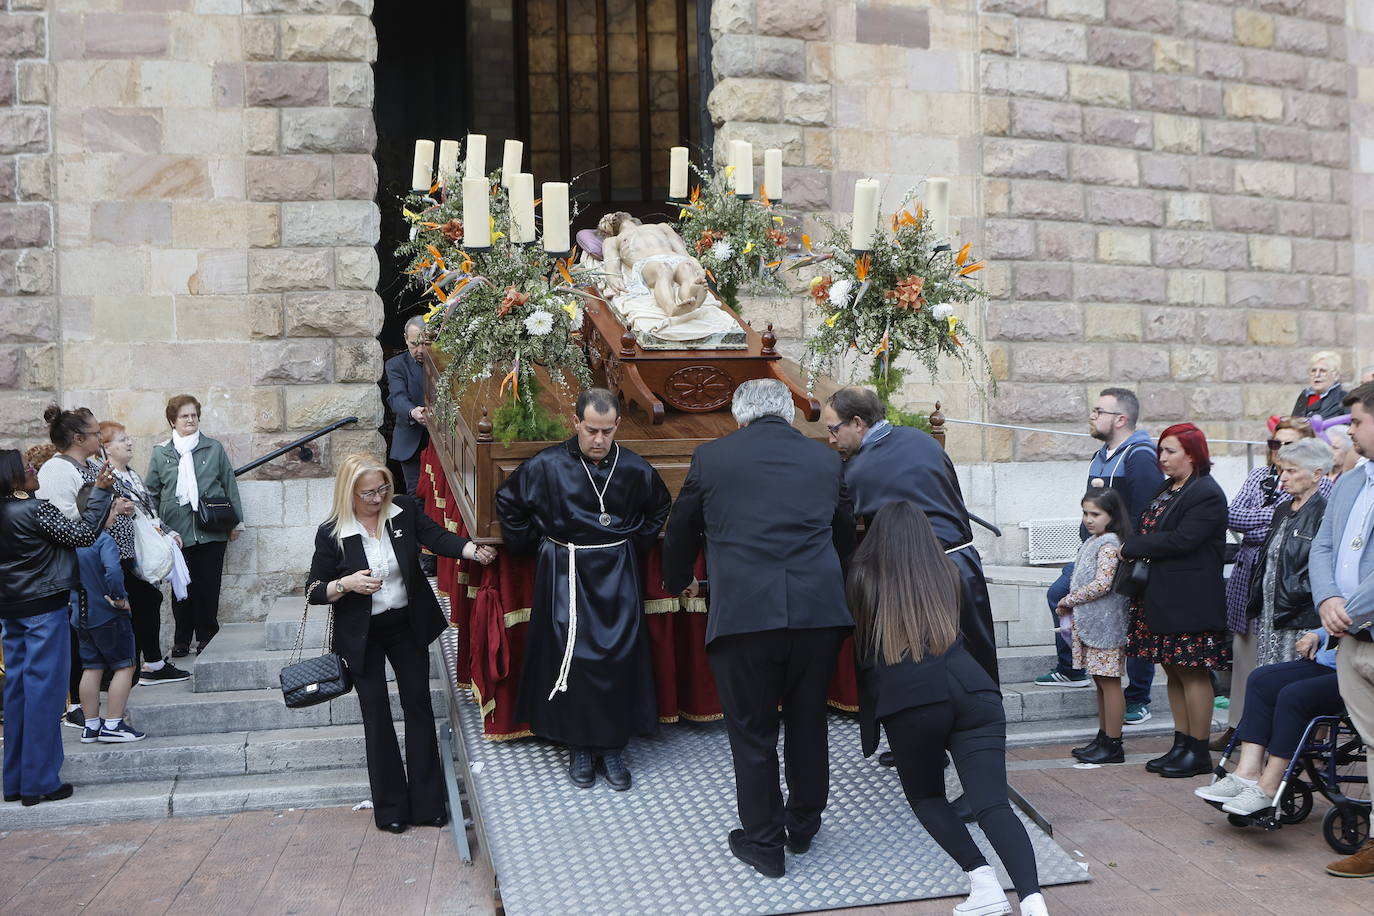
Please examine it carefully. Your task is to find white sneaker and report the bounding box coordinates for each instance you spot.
[1195,773,1250,802]
[1221,784,1274,816]
[1019,893,1050,916]
[953,865,1012,916]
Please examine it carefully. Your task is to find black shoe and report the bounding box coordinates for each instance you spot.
[4,793,19,802]
[728,829,784,879]
[568,749,595,789]
[1072,729,1107,761]
[878,750,896,767]
[1159,737,1213,778]
[195,641,209,654]
[21,783,73,807]
[1146,731,1189,774]
[416,814,448,828]
[1077,734,1124,765]
[170,644,190,658]
[379,821,408,834]
[785,831,812,854]
[139,661,191,686]
[950,792,977,823]
[62,708,84,729]
[601,752,632,791]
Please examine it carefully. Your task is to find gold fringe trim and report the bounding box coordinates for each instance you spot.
[433,497,447,509]
[468,682,495,719]
[445,520,458,532]
[482,728,534,742]
[456,571,469,585]
[504,608,531,627]
[826,699,859,713]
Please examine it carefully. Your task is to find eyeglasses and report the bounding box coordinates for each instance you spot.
[358,484,391,501]
[1267,439,1285,451]
[1090,408,1123,418]
[826,419,852,436]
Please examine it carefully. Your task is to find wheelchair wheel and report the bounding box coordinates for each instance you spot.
[1322,804,1371,856]
[1278,782,1313,825]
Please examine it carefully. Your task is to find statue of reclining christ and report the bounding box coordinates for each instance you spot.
[595,212,742,346]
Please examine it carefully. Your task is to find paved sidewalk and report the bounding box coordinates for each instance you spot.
[0,734,1369,915]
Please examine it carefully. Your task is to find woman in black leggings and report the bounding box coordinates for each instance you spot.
[848,501,1047,916]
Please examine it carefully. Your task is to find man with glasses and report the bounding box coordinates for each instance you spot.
[1035,389,1160,725]
[1292,351,1347,420]
[386,316,432,497]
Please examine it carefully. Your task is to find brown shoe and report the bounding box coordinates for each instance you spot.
[1327,840,1374,878]
[1208,727,1235,752]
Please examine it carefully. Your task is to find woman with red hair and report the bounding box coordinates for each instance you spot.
[1121,422,1230,778]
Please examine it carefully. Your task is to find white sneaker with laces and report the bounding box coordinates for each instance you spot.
[1019,893,1049,916]
[953,865,1012,916]
[1221,784,1274,816]
[1195,773,1250,802]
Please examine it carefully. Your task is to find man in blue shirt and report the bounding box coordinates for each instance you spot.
[71,529,147,743]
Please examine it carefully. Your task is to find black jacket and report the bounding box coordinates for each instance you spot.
[386,352,429,462]
[661,415,856,645]
[1248,494,1325,630]
[305,494,469,671]
[857,636,997,758]
[0,488,114,618]
[1120,475,1228,634]
[1292,384,1347,420]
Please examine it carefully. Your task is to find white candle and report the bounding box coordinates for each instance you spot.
[732,140,753,196]
[411,139,435,191]
[437,139,459,185]
[509,172,535,244]
[927,177,950,238]
[542,181,570,253]
[466,133,487,180]
[501,139,523,188]
[463,177,491,248]
[851,179,880,251]
[763,148,782,201]
[669,146,689,199]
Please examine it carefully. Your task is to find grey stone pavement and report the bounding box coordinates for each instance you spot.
[1,732,1372,915]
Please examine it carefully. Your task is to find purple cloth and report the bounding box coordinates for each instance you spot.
[576,229,604,260]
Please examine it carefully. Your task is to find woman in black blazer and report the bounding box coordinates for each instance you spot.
[1120,423,1229,779]
[306,454,496,834]
[848,501,1047,916]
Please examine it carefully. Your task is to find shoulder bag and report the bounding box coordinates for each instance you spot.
[196,494,240,532]
[279,582,352,709]
[1111,557,1149,599]
[132,514,174,583]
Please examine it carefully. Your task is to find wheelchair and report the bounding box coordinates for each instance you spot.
[1200,714,1370,854]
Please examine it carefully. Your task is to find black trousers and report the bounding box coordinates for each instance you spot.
[121,557,165,665]
[172,540,227,647]
[883,685,1041,899]
[353,607,445,827]
[707,626,849,855]
[1235,659,1342,759]
[952,548,999,686]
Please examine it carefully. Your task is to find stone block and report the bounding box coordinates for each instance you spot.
[15,249,53,296]
[1075,264,1167,303]
[248,248,332,292]
[1087,27,1152,69]
[1294,167,1331,203]
[1048,0,1103,21]
[284,383,381,429]
[779,83,830,127]
[1142,306,1195,343]
[281,109,376,154]
[1136,153,1188,190]
[1312,204,1350,240]
[246,156,333,202]
[1197,42,1244,81]
[1227,272,1308,309]
[1012,343,1108,381]
[1082,108,1151,149]
[173,295,250,341]
[1108,0,1176,31]
[280,201,378,248]
[1202,121,1255,157]
[1234,8,1274,48]
[1235,161,1295,198]
[1298,313,1336,346]
[1306,59,1345,96]
[1211,197,1275,234]
[1009,100,1080,141]
[280,16,375,62]
[253,340,333,385]
[1155,231,1248,269]
[161,109,245,157]
[1192,157,1233,193]
[245,109,279,156]
[250,294,283,338]
[1154,37,1195,74]
[194,250,248,294]
[1248,237,1291,272]
[1018,19,1085,62]
[137,61,214,107]
[1067,65,1130,107]
[333,338,382,384]
[1274,201,1311,236]
[0,391,52,438]
[1084,187,1163,227]
[984,219,1037,260]
[1009,180,1083,220]
[855,5,927,48]
[986,301,1081,341]
[711,35,804,81]
[0,295,55,343]
[284,290,381,337]
[1165,192,1210,228]
[755,0,825,40]
[1012,263,1072,301]
[983,139,1067,180]
[708,78,782,123]
[1180,2,1232,41]
[333,155,377,200]
[1242,49,1308,92]
[0,110,48,154]
[16,157,50,203]
[990,384,1088,424]
[112,155,210,200]
[87,200,169,247]
[82,13,170,58]
[59,249,147,297]
[1084,303,1140,341]
[1188,385,1241,419]
[245,62,328,107]
[0,203,51,248]
[1153,114,1200,154]
[242,16,278,61]
[150,249,199,296]
[1070,145,1137,186]
[710,0,753,36]
[1247,311,1298,346]
[1310,275,1353,309]
[1096,228,1150,264]
[1292,238,1336,275]
[1112,344,1170,381]
[1197,309,1246,345]
[1223,84,1282,121]
[0,14,45,58]
[1133,73,1221,117]
[1274,16,1327,55]
[1310,131,1348,168]
[335,247,378,290]
[1168,345,1217,381]
[1038,223,1095,261]
[980,15,1015,55]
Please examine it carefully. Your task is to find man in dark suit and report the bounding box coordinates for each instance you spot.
[386,316,430,497]
[662,379,856,879]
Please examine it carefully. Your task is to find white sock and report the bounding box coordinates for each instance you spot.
[104,717,122,729]
[144,660,165,672]
[1019,892,1049,916]
[1235,774,1257,786]
[85,718,101,730]
[68,703,81,712]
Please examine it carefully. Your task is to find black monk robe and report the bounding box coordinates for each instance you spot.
[496,438,672,750]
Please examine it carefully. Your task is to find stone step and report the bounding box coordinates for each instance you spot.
[191,623,442,693]
[994,646,1057,684]
[264,594,338,651]
[120,678,446,737]
[1002,677,1171,724]
[0,768,373,831]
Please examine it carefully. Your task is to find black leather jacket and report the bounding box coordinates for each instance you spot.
[0,487,113,618]
[1248,493,1325,630]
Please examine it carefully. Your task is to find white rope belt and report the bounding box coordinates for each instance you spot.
[545,535,628,699]
[945,541,975,555]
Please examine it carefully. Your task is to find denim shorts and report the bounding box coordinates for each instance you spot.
[78,615,136,670]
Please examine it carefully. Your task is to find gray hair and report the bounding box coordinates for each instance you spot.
[403,315,427,337]
[731,379,794,426]
[1277,438,1333,475]
[1329,428,1352,449]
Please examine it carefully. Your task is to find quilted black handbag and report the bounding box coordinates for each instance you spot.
[280,582,352,709]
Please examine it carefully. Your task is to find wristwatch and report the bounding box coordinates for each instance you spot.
[331,579,344,595]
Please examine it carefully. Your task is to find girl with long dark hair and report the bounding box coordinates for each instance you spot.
[848,501,1047,916]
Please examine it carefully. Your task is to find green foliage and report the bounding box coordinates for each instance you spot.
[673,163,790,304]
[491,390,569,446]
[869,362,932,433]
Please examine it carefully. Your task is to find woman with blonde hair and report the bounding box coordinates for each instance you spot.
[305,454,496,834]
[848,500,1046,916]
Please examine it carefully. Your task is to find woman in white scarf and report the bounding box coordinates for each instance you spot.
[144,395,243,658]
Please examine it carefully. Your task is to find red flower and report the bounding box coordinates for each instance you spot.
[440,219,464,242]
[887,275,926,310]
[496,285,529,318]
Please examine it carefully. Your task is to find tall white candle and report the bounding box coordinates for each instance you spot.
[437,139,459,185]
[463,177,491,248]
[466,133,487,180]
[926,177,950,238]
[501,139,523,187]
[850,179,880,251]
[542,181,570,253]
[732,140,753,196]
[669,146,689,199]
[509,172,535,244]
[763,148,782,201]
[411,139,435,190]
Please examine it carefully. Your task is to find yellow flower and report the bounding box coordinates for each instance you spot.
[773,216,784,225]
[947,315,959,334]
[679,208,690,219]
[742,241,755,254]
[562,302,578,320]
[809,276,825,292]
[423,301,442,322]
[724,165,736,177]
[825,313,839,327]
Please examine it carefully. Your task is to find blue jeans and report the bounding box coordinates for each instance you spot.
[1048,563,1154,705]
[1,608,71,799]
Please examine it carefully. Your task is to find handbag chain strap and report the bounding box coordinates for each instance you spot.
[293,580,336,666]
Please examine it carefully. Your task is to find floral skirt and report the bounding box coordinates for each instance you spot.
[1126,604,1232,669]
[1071,621,1125,678]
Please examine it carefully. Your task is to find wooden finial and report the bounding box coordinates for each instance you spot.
[761,322,777,356]
[930,400,946,450]
[476,407,493,443]
[619,329,637,357]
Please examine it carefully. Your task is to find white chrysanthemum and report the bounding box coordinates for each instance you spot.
[829,278,853,308]
[523,309,554,336]
[931,303,954,320]
[711,239,734,261]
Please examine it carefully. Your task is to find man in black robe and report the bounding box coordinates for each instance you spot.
[495,388,671,791]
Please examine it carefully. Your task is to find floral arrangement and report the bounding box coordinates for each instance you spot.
[395,176,593,444]
[799,189,991,402]
[673,163,791,305]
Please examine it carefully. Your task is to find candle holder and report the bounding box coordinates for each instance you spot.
[544,249,572,261]
[735,193,754,202]
[465,244,492,253]
[849,248,872,257]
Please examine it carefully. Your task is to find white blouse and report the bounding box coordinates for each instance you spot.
[341,504,410,615]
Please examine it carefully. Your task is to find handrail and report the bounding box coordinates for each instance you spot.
[234,417,359,477]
